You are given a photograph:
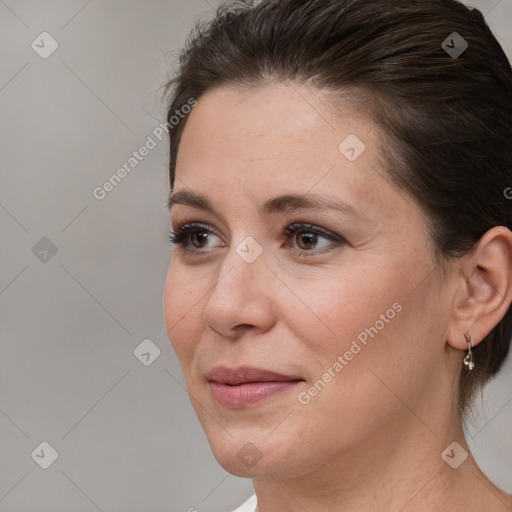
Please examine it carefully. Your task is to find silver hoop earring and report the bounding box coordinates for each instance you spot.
[463,332,475,371]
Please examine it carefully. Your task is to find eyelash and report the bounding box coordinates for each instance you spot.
[168,222,345,258]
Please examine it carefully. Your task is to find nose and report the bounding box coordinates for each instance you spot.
[202,241,276,339]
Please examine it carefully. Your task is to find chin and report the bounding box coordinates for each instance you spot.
[205,427,303,478]
[205,428,265,474]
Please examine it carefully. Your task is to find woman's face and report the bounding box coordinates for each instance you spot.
[163,83,458,479]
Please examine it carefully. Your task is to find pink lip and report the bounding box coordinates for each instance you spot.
[206,365,303,384]
[206,366,304,409]
[210,381,302,408]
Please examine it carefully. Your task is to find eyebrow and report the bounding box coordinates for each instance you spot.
[168,190,371,223]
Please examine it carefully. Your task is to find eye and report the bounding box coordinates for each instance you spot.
[168,221,345,257]
[168,222,223,252]
[283,222,345,257]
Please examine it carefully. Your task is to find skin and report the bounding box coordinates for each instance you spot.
[163,83,512,512]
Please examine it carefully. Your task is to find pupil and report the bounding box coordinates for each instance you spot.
[299,232,316,250]
[193,232,208,247]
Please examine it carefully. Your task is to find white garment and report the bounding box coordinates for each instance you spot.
[229,494,257,512]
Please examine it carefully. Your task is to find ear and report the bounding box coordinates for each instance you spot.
[447,226,512,350]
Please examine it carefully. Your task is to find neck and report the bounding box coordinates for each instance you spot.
[252,416,507,512]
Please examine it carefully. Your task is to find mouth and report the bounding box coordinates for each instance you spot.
[206,366,305,408]
[206,365,303,385]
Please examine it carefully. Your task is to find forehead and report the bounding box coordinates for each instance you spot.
[177,83,374,162]
[176,83,379,185]
[172,83,417,228]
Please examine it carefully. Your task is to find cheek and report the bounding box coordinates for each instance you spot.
[298,258,442,411]
[163,261,204,367]
[284,256,434,417]
[284,261,409,358]
[284,271,417,434]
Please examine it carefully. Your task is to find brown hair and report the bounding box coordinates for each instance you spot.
[164,0,512,426]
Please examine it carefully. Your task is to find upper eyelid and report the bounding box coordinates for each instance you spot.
[172,221,342,243]
[175,222,222,243]
[173,220,335,233]
[285,222,340,239]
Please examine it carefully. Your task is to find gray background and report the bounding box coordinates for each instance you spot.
[0,1,511,511]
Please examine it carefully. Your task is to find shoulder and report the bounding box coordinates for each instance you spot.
[228,494,257,512]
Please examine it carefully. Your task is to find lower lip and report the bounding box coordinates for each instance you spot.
[210,380,302,408]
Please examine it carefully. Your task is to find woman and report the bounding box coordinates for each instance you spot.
[163,0,512,510]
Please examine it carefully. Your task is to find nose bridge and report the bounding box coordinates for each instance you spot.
[203,235,271,328]
[212,235,267,299]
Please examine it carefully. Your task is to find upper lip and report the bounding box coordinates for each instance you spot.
[206,366,303,385]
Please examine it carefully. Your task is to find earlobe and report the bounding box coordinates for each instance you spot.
[446,226,512,351]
